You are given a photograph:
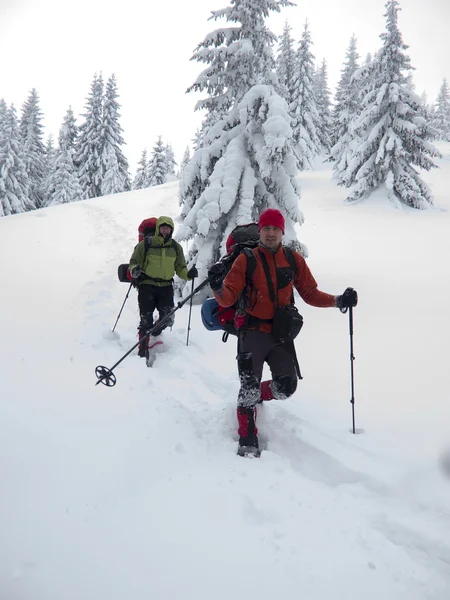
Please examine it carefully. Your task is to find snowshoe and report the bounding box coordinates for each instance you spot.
[145,337,163,367]
[237,435,261,458]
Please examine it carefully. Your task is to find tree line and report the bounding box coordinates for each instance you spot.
[0,74,179,216]
[1,0,450,221]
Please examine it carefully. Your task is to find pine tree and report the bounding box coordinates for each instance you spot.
[0,99,8,137]
[192,127,203,151]
[290,21,322,169]
[331,35,361,179]
[102,145,124,195]
[42,134,56,206]
[46,118,83,206]
[76,73,104,198]
[179,146,191,175]
[59,107,78,156]
[433,78,450,141]
[0,105,32,216]
[276,21,296,105]
[331,35,359,149]
[102,74,130,192]
[19,88,46,208]
[343,0,440,208]
[164,143,177,176]
[178,1,305,286]
[419,91,429,113]
[186,0,290,130]
[148,136,168,186]
[313,59,332,152]
[46,148,83,206]
[133,149,149,190]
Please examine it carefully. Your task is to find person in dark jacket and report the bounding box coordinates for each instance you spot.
[129,215,198,356]
[208,208,357,456]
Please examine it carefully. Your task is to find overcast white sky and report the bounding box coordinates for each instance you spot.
[1,0,449,173]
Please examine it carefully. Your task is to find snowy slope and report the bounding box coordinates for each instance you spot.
[1,151,450,600]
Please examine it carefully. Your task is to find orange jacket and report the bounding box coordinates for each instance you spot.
[213,245,336,333]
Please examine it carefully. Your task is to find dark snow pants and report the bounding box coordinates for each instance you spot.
[237,329,298,409]
[138,283,174,337]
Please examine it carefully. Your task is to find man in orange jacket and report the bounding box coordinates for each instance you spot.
[208,208,357,456]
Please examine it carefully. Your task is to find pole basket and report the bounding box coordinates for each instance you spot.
[95,366,117,387]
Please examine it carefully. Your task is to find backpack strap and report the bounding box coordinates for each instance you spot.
[259,247,298,307]
[284,247,297,304]
[144,235,152,256]
[284,247,297,277]
[258,251,277,306]
[242,247,257,281]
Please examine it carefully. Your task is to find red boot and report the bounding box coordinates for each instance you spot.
[237,407,259,456]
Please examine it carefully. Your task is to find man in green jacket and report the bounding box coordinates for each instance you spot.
[129,216,198,357]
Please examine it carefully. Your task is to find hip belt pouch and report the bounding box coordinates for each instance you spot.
[272,304,303,344]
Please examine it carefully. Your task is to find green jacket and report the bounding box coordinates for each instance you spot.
[129,216,190,287]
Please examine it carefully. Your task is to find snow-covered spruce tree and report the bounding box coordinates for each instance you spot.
[46,117,83,206]
[330,34,359,153]
[0,105,32,216]
[42,134,56,205]
[186,0,292,158]
[59,107,79,158]
[415,90,440,142]
[177,85,305,286]
[46,148,83,206]
[0,99,8,137]
[187,0,289,121]
[343,0,440,208]
[76,73,104,199]
[179,146,191,176]
[433,78,450,141]
[180,0,294,218]
[419,91,429,114]
[313,59,332,153]
[164,143,177,177]
[133,149,149,190]
[101,74,130,194]
[192,128,203,151]
[101,145,124,196]
[276,21,296,106]
[147,136,168,186]
[19,88,46,209]
[290,21,322,169]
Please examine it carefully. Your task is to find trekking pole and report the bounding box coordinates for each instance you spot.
[186,278,195,346]
[348,305,357,434]
[95,275,212,387]
[112,283,133,332]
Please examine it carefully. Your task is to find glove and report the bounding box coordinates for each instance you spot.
[131,265,142,279]
[187,265,198,279]
[208,262,227,291]
[336,287,358,313]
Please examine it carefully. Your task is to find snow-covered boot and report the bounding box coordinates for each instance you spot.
[237,407,260,457]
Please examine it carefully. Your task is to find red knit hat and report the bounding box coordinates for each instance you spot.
[258,209,285,234]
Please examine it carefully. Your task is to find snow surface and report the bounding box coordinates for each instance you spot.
[1,146,450,599]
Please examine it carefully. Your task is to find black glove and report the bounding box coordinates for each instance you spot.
[336,287,358,313]
[208,262,227,291]
[187,265,198,279]
[131,265,142,279]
